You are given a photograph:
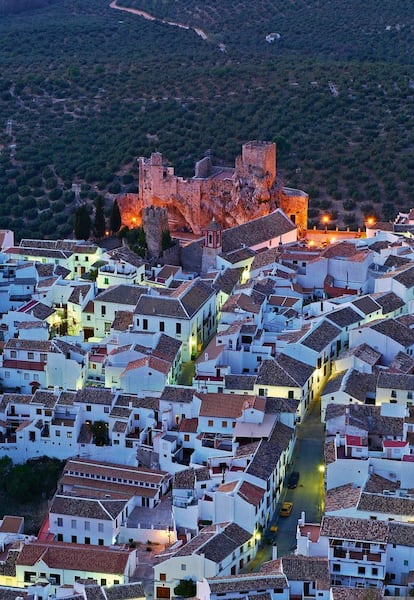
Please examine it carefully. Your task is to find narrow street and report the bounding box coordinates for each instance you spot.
[244,397,325,571]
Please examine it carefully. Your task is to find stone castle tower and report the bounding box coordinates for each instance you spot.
[142,205,169,259]
[123,140,308,237]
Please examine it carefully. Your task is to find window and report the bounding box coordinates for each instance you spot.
[104,278,109,285]
[391,390,396,398]
[85,521,90,531]
[67,432,72,438]
[101,305,106,316]
[56,430,60,437]
[71,535,77,543]
[28,352,34,360]
[24,373,29,380]
[98,538,104,545]
[184,434,190,442]
[208,420,213,427]
[159,321,165,332]
[143,319,148,330]
[57,517,63,527]
[258,388,265,397]
[160,573,166,581]
[358,567,365,575]
[86,405,91,412]
[222,421,227,428]
[84,537,90,544]
[333,564,340,572]
[288,390,294,399]
[10,351,16,358]
[372,568,378,576]
[181,564,186,571]
[101,578,107,586]
[176,323,181,335]
[4,371,9,378]
[71,519,76,528]
[40,353,47,362]
[98,523,104,532]
[404,560,409,566]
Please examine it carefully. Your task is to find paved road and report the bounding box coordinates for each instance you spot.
[244,398,325,571]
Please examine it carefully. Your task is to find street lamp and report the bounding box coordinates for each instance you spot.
[322,215,329,234]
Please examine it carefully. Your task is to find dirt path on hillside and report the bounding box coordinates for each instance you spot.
[109,0,208,41]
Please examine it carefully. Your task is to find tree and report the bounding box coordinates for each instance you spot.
[161,229,174,251]
[90,421,109,446]
[93,195,106,239]
[73,204,91,240]
[110,199,122,234]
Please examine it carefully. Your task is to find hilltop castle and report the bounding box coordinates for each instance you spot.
[119,140,308,237]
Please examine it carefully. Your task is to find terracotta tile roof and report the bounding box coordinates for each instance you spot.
[344,369,377,402]
[372,291,406,314]
[377,371,414,390]
[256,355,313,388]
[107,247,145,268]
[331,588,382,600]
[221,292,262,315]
[64,457,168,485]
[237,481,265,506]
[389,350,414,373]
[160,386,194,404]
[323,371,347,396]
[302,320,341,352]
[340,342,382,366]
[320,515,388,542]
[96,285,147,305]
[393,264,414,288]
[68,284,92,305]
[326,307,362,328]
[358,492,414,515]
[112,310,133,332]
[50,495,126,520]
[325,484,361,512]
[213,267,244,295]
[74,387,115,406]
[197,392,260,419]
[207,573,288,593]
[104,582,145,599]
[224,373,256,390]
[153,333,181,362]
[5,338,52,351]
[280,555,330,590]
[173,467,210,489]
[178,417,198,433]
[0,516,23,533]
[17,541,132,574]
[351,295,381,316]
[321,241,362,259]
[388,522,414,547]
[121,355,171,375]
[221,209,296,253]
[324,440,337,466]
[246,422,294,481]
[251,247,280,270]
[265,397,299,414]
[220,247,256,264]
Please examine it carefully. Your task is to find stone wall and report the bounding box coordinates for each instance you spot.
[120,141,308,238]
[142,205,169,259]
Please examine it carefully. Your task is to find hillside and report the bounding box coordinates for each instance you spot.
[0,0,413,239]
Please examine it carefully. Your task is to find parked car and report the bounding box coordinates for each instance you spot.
[287,471,300,488]
[279,501,293,517]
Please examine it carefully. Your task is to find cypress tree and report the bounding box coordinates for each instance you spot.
[93,195,106,239]
[110,199,122,234]
[73,204,91,240]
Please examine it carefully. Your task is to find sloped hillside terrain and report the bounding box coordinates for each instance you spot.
[0,0,413,239]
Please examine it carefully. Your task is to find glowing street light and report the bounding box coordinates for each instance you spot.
[322,215,330,233]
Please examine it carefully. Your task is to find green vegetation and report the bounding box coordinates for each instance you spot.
[0,0,413,238]
[174,579,197,598]
[0,456,64,534]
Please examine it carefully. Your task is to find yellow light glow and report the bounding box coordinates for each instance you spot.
[318,465,325,473]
